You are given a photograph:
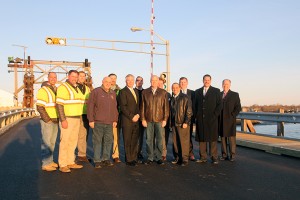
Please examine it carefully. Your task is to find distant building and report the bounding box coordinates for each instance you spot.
[0,89,14,107]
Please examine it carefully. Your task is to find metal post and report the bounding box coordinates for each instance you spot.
[277,108,284,136]
[166,40,170,92]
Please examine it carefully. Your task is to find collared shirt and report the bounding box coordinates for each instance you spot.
[151,87,157,94]
[203,87,209,96]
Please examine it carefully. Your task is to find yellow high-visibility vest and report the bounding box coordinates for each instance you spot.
[80,84,90,115]
[36,86,58,118]
[56,82,84,117]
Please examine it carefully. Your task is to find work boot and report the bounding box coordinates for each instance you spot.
[59,166,71,173]
[67,164,83,169]
[42,165,56,172]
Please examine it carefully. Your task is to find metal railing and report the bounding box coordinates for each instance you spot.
[237,111,300,136]
[0,108,36,135]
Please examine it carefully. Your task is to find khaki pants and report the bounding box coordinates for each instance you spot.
[112,127,119,159]
[221,136,236,159]
[199,141,218,160]
[59,117,80,167]
[77,115,89,157]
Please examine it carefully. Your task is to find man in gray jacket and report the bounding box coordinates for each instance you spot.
[87,76,119,168]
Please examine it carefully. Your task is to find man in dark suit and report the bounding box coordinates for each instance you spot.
[219,79,241,161]
[179,77,196,161]
[195,74,222,164]
[118,74,140,166]
[135,76,145,161]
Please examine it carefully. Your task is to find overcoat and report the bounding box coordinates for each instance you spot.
[195,86,222,142]
[219,90,241,137]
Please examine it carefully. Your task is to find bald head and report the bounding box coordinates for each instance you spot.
[150,75,159,89]
[102,76,112,91]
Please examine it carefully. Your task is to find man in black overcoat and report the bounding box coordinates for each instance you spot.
[219,79,241,161]
[195,74,222,164]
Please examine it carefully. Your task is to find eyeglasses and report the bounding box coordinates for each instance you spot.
[136,79,143,82]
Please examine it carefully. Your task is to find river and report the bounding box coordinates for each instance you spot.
[237,123,300,139]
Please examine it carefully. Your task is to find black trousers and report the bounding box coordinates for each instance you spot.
[137,121,145,156]
[189,123,194,157]
[123,122,139,162]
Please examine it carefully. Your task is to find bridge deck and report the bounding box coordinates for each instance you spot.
[0,118,299,200]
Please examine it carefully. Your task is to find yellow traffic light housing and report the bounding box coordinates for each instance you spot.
[45,37,66,45]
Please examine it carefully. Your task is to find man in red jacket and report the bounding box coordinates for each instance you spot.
[87,76,119,168]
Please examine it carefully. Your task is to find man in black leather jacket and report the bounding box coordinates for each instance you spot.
[170,83,193,166]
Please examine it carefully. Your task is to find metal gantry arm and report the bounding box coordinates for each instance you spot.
[130,27,170,91]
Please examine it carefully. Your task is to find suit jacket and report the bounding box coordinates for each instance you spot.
[219,90,241,137]
[118,86,140,127]
[194,86,222,142]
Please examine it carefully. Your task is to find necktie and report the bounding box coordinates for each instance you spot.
[203,88,207,96]
[223,92,227,99]
[130,88,137,103]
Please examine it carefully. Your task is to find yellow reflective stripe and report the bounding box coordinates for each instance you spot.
[56,98,84,104]
[42,86,54,103]
[63,83,74,100]
[56,98,66,104]
[36,99,47,106]
[45,103,56,107]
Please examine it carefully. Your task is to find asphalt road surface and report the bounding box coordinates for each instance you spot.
[0,118,299,200]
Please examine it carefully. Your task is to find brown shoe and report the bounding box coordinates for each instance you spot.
[162,156,166,161]
[113,158,121,163]
[59,166,71,173]
[50,162,58,168]
[42,165,56,172]
[67,164,83,169]
[77,156,89,162]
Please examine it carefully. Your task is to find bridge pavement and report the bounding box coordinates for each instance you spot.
[0,118,299,200]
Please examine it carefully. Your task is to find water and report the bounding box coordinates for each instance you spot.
[237,123,300,139]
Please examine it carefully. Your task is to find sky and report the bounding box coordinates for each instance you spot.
[0,0,299,106]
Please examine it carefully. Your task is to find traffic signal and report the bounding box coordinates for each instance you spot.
[45,37,66,45]
[160,72,167,90]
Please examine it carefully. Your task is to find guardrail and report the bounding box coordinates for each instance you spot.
[237,111,300,136]
[0,108,36,135]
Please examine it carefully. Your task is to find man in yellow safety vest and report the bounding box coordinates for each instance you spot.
[36,72,59,172]
[56,70,85,173]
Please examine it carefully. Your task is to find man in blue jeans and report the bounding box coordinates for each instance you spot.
[87,76,119,168]
[36,72,59,172]
[140,75,169,165]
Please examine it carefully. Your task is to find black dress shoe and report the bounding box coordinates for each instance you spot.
[171,158,179,164]
[126,161,137,166]
[212,159,219,164]
[157,160,165,165]
[144,160,153,165]
[181,161,188,166]
[138,154,144,160]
